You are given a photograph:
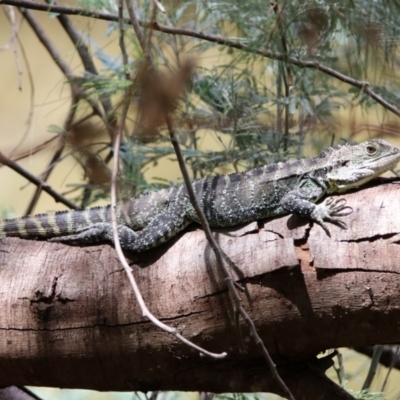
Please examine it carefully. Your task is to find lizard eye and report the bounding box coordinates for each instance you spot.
[365,144,378,155]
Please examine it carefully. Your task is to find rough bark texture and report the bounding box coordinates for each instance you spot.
[0,179,400,394]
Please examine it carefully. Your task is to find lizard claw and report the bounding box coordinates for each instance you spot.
[311,197,352,235]
[324,198,353,217]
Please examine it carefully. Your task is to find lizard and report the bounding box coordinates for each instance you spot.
[0,139,399,252]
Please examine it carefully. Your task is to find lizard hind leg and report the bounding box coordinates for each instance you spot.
[48,222,118,246]
[48,222,143,251]
[48,203,192,252]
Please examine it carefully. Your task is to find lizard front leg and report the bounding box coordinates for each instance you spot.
[280,188,352,236]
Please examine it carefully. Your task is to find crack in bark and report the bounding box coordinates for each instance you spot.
[264,229,284,239]
[29,276,75,305]
[317,268,400,276]
[339,232,399,243]
[0,312,205,332]
[197,287,229,300]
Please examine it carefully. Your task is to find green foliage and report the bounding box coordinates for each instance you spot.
[64,0,400,207]
[353,390,387,400]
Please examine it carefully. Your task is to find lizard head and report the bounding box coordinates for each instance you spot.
[326,139,400,192]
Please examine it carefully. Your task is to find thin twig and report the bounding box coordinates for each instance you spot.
[0,151,79,210]
[362,344,383,391]
[19,8,106,121]
[24,96,78,216]
[16,8,83,215]
[107,2,227,359]
[45,0,117,138]
[271,1,291,150]
[118,0,130,80]
[149,25,399,116]
[1,7,36,158]
[108,82,226,360]
[7,5,22,89]
[124,0,145,50]
[381,345,399,392]
[5,136,58,163]
[334,349,345,386]
[144,1,157,59]
[18,8,118,213]
[123,0,294,395]
[19,8,71,77]
[5,0,400,117]
[4,0,399,118]
[164,115,295,400]
[50,1,98,75]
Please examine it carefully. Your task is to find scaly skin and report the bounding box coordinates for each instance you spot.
[1,139,399,252]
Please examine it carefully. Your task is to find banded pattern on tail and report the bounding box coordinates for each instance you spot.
[0,207,111,238]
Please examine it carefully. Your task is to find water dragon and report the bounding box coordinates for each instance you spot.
[1,139,399,252]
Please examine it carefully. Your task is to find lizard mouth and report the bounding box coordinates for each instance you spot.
[332,151,400,193]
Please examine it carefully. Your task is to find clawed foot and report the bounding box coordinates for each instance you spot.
[311,197,353,236]
[48,223,140,250]
[48,223,111,245]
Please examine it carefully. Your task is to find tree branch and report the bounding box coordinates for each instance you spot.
[2,0,399,117]
[0,151,79,210]
[0,180,400,397]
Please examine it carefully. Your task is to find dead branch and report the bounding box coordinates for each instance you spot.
[0,180,400,396]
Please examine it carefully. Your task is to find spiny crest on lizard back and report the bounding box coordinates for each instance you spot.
[243,139,399,181]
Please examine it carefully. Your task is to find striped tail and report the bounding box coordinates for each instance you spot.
[0,206,111,239]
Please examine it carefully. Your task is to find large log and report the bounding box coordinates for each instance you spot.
[0,179,400,394]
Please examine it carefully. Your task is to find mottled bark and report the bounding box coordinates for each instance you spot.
[0,180,399,397]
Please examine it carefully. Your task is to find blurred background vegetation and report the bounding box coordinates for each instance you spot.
[1,0,400,399]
